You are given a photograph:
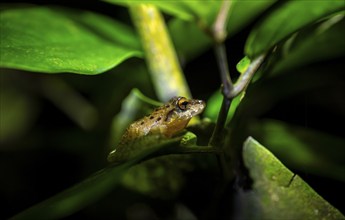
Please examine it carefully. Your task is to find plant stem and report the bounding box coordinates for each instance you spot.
[209,0,234,148]
[208,0,235,182]
[212,0,233,43]
[209,96,231,148]
[228,53,266,98]
[209,0,267,145]
[124,144,221,168]
[207,44,231,180]
[129,4,192,102]
[215,43,234,98]
[162,145,220,155]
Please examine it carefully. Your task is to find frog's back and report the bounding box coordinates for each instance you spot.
[107,115,165,164]
[108,96,205,163]
[117,105,169,145]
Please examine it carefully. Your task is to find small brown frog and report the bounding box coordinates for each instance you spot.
[107,96,205,163]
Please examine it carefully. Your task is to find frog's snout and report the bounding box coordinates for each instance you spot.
[199,100,206,107]
[195,99,206,109]
[191,99,206,114]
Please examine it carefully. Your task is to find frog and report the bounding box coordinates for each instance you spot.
[107,96,206,163]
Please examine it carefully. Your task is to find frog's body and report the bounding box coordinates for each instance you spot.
[107,96,205,163]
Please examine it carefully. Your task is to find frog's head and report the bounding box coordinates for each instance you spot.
[165,96,206,122]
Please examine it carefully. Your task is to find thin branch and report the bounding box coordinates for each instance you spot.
[227,53,266,98]
[159,145,220,155]
[209,53,266,146]
[115,145,221,167]
[208,1,234,182]
[209,0,268,183]
[209,45,232,182]
[209,97,231,148]
[212,0,233,42]
[209,0,234,142]
[214,43,233,97]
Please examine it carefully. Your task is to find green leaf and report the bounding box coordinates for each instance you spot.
[107,0,275,61]
[169,19,211,61]
[108,126,206,164]
[170,1,276,60]
[236,56,251,74]
[272,13,345,74]
[249,119,345,181]
[245,1,345,58]
[104,0,220,23]
[241,137,345,220]
[107,0,276,61]
[0,6,143,74]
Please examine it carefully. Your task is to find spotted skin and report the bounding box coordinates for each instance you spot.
[107,96,205,163]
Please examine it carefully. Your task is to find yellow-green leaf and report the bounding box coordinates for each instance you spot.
[241,137,344,220]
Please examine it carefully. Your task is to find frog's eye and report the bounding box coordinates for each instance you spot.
[177,98,189,110]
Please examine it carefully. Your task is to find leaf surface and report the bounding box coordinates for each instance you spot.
[0,6,142,74]
[245,1,345,58]
[240,137,345,219]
